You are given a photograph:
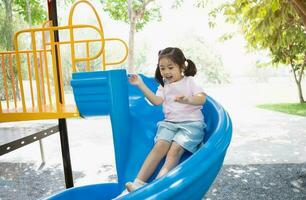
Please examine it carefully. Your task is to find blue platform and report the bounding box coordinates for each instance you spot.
[46,69,232,200]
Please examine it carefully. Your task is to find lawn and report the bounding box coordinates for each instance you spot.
[257,103,306,117]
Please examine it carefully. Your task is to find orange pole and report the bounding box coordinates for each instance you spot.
[49,28,61,112]
[44,50,53,107]
[30,31,42,112]
[1,54,9,109]
[39,51,46,105]
[9,54,17,109]
[14,34,27,112]
[41,28,53,107]
[26,52,35,107]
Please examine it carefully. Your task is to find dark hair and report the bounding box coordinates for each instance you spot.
[154,47,197,86]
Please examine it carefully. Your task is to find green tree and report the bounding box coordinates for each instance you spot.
[14,0,46,26]
[0,0,47,101]
[0,0,47,50]
[100,0,161,72]
[270,23,305,103]
[206,0,306,103]
[1,0,14,50]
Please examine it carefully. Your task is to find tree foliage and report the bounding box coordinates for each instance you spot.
[100,0,161,72]
[206,0,306,103]
[14,0,46,25]
[0,0,47,50]
[101,0,161,31]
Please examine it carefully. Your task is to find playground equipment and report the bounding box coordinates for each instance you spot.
[0,0,127,189]
[0,0,127,122]
[45,70,232,200]
[0,1,232,199]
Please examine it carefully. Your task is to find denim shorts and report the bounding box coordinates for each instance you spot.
[154,121,206,153]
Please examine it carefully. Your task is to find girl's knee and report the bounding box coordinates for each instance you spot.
[167,144,184,159]
[152,140,170,154]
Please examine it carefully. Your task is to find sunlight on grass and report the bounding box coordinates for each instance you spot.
[257,103,306,117]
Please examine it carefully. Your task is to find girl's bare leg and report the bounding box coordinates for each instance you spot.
[126,140,170,192]
[136,140,171,182]
[156,142,185,179]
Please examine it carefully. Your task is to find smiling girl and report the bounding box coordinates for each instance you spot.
[126,47,207,192]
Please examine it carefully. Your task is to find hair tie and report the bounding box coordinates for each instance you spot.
[184,60,188,67]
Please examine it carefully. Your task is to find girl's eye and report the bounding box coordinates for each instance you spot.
[168,67,173,70]
[160,67,165,71]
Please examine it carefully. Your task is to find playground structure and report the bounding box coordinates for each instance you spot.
[0,1,232,199]
[0,0,127,189]
[0,0,128,122]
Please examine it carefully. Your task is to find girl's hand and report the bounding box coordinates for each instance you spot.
[175,93,206,105]
[174,95,190,104]
[129,74,144,86]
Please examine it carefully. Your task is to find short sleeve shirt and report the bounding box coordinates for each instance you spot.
[156,76,205,122]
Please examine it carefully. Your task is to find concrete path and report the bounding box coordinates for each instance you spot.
[205,100,306,199]
[204,82,306,199]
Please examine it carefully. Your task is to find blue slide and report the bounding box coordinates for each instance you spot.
[46,69,232,200]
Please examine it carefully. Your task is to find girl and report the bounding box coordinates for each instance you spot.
[126,47,206,192]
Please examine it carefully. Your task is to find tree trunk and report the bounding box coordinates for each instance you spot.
[25,0,33,28]
[3,0,18,100]
[291,63,305,103]
[128,18,136,73]
[3,0,14,50]
[127,0,135,73]
[126,0,155,73]
[296,81,305,103]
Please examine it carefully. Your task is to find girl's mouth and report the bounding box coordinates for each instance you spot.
[165,76,174,82]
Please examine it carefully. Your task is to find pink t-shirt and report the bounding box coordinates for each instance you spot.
[156,76,205,122]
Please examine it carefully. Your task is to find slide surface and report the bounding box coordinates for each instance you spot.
[46,69,232,200]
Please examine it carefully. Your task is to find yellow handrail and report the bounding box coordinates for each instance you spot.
[26,52,35,108]
[42,20,53,107]
[0,0,129,122]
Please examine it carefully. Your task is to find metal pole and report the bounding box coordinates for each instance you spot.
[39,139,46,165]
[58,118,74,188]
[47,0,74,188]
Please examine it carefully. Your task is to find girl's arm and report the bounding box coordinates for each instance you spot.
[129,74,163,105]
[174,93,206,105]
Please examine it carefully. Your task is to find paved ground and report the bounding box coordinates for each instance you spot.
[1,80,306,200]
[206,163,306,200]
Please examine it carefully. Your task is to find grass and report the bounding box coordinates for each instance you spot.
[257,103,306,117]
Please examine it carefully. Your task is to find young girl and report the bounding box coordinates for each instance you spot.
[126,47,206,192]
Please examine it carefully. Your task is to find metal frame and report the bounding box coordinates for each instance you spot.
[1,0,127,191]
[47,0,74,188]
[0,125,59,156]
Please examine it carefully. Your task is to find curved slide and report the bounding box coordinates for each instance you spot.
[46,69,232,200]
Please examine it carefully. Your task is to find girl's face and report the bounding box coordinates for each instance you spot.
[159,57,183,83]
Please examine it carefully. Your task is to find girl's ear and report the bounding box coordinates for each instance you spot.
[181,67,185,76]
[181,65,186,75]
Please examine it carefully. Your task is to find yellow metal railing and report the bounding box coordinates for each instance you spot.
[0,0,128,122]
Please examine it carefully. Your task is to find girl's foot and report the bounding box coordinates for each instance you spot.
[125,179,146,192]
